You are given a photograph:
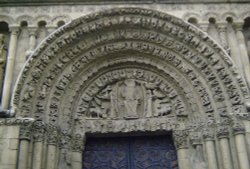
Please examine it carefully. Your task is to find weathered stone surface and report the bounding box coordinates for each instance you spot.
[0,4,250,169]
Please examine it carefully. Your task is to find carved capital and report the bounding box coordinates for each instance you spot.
[233,22,244,32]
[190,132,202,145]
[59,129,71,149]
[28,27,38,36]
[19,118,34,140]
[71,134,85,152]
[233,22,244,31]
[231,118,245,135]
[173,130,189,149]
[32,121,46,142]
[199,23,209,32]
[9,27,19,35]
[46,124,59,145]
[217,23,227,32]
[216,125,229,139]
[202,127,215,140]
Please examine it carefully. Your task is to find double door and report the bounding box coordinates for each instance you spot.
[83,135,178,169]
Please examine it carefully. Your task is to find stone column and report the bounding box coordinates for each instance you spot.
[26,27,37,59]
[46,124,59,169]
[217,125,233,169]
[217,23,229,51]
[234,23,250,88]
[173,130,191,169]
[17,120,33,169]
[226,22,244,74]
[71,134,85,169]
[32,121,46,169]
[232,120,250,169]
[207,22,221,43]
[1,27,19,109]
[203,127,218,169]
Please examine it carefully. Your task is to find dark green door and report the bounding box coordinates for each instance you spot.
[83,135,178,169]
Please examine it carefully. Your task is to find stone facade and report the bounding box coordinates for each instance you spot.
[0,1,250,169]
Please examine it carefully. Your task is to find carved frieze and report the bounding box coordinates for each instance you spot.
[83,117,176,133]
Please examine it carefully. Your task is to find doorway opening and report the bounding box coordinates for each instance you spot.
[83,135,178,169]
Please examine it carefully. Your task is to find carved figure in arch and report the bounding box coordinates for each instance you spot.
[152,89,172,117]
[119,79,143,119]
[89,85,112,118]
[144,83,172,117]
[0,34,7,98]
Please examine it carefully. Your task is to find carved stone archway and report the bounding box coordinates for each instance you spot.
[13,8,250,169]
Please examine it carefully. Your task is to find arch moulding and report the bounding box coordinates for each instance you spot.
[11,7,250,169]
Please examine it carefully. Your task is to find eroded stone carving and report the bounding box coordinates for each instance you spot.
[32,121,46,142]
[173,129,189,149]
[13,8,249,125]
[83,117,176,133]
[83,78,172,120]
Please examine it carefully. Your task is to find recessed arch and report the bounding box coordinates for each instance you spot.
[12,8,250,136]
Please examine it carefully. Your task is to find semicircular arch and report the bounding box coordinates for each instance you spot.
[12,8,250,134]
